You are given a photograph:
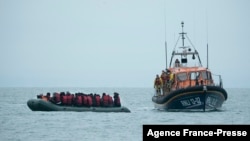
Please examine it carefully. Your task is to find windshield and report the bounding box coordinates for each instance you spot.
[201,71,211,80]
[190,72,200,80]
[177,72,187,81]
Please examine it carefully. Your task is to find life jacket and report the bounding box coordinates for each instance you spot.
[155,78,161,85]
[75,95,82,106]
[62,95,68,105]
[67,94,73,105]
[86,95,92,106]
[161,73,167,83]
[114,96,121,107]
[170,73,174,81]
[82,95,88,106]
[102,95,109,107]
[95,95,101,107]
[108,95,113,106]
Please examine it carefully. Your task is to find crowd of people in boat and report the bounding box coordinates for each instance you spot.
[37,92,121,107]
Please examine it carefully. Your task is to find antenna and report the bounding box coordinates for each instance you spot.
[206,10,209,69]
[180,21,186,46]
[165,42,167,69]
[164,0,167,69]
[207,43,209,69]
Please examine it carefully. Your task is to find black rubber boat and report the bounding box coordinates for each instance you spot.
[27,99,131,113]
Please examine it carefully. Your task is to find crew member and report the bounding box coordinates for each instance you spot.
[175,58,180,67]
[161,70,168,95]
[154,74,163,96]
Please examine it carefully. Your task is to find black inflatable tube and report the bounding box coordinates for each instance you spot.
[27,99,131,113]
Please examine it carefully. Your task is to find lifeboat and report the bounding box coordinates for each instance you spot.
[152,22,228,111]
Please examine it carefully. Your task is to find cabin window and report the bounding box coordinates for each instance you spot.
[190,72,200,80]
[177,72,187,81]
[201,71,211,80]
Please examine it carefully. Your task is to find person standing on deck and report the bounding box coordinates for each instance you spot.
[175,58,180,67]
[154,74,163,96]
[161,70,168,95]
[166,69,172,92]
[168,71,175,90]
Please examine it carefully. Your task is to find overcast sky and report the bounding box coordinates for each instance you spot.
[0,0,249,88]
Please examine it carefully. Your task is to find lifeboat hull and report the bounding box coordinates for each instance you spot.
[152,85,227,112]
[27,99,130,113]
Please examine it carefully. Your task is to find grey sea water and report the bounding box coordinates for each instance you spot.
[0,87,249,141]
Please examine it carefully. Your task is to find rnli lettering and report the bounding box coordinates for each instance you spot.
[206,96,218,106]
[180,100,191,106]
[180,97,201,107]
[190,97,201,105]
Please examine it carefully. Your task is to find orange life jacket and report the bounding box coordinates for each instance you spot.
[76,95,82,106]
[62,95,68,105]
[108,95,113,106]
[95,95,101,107]
[67,95,73,105]
[86,95,92,106]
[102,95,109,107]
[82,95,88,106]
